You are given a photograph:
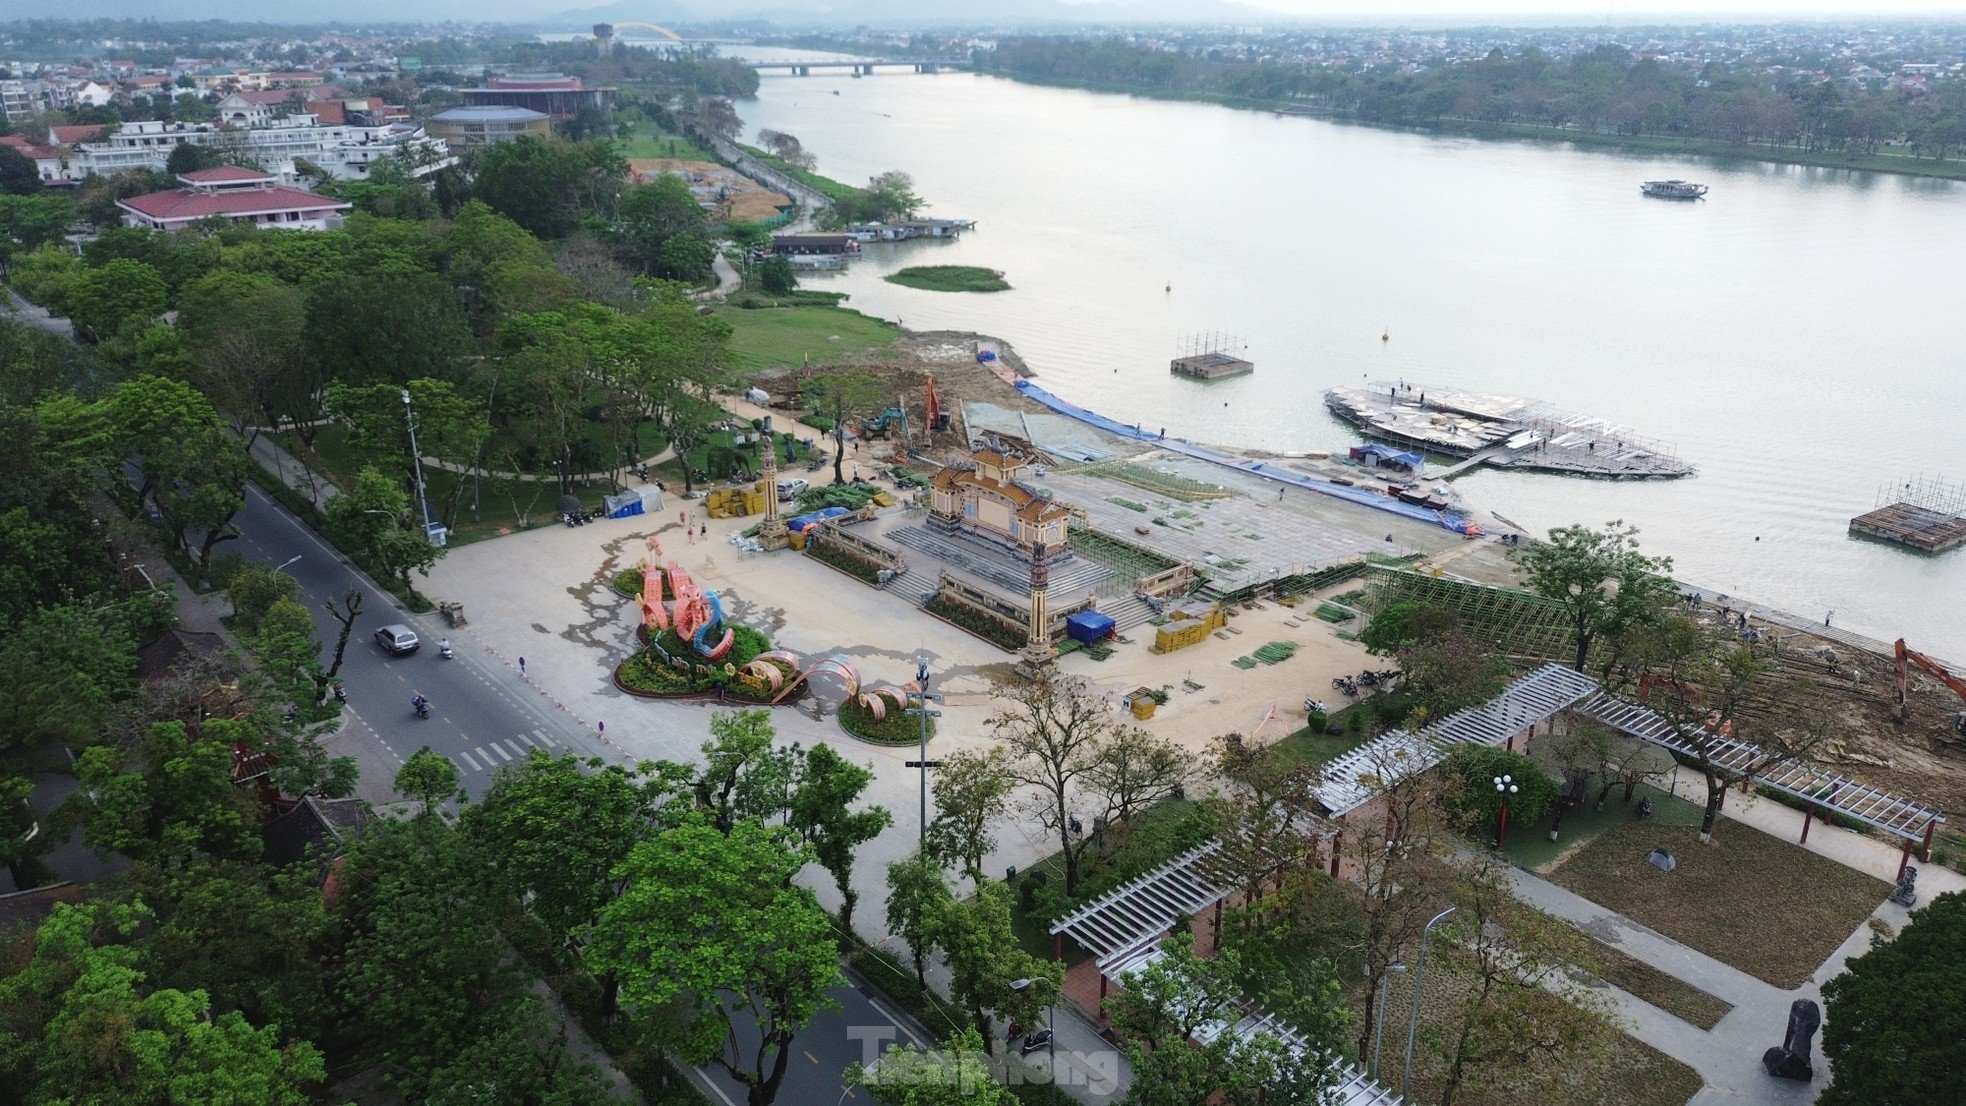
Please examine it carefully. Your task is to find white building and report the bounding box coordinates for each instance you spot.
[116,168,353,233]
[68,113,451,184]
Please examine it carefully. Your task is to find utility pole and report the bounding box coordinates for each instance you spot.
[905,655,942,843]
[402,389,438,546]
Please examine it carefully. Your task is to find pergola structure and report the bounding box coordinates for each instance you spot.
[1574,691,1946,876]
[1052,844,1405,1104]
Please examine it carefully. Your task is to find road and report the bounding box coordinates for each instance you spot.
[227,483,979,1103]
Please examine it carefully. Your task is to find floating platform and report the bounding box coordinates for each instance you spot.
[1323,383,1692,479]
[1171,352,1253,380]
[1849,478,1966,553]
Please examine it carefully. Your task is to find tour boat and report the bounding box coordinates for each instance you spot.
[1641,179,1708,199]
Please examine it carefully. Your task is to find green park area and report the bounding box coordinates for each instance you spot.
[718,303,901,375]
[884,266,1011,293]
[614,120,717,163]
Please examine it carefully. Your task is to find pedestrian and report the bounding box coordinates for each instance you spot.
[679,510,686,527]
[598,720,605,737]
[1278,487,1285,501]
[1825,609,1834,628]
[518,656,527,678]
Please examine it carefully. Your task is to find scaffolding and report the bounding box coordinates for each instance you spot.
[1850,475,1966,553]
[1363,566,1576,661]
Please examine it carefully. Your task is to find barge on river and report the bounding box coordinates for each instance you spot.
[1323,383,1693,479]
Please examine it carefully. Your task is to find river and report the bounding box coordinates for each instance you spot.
[727,46,1966,661]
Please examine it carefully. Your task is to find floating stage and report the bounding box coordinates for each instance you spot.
[1850,477,1966,554]
[1322,383,1693,479]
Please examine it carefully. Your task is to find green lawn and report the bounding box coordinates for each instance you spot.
[615,123,716,163]
[1498,782,1703,874]
[718,303,900,375]
[1269,725,1369,768]
[1547,815,1888,989]
[884,265,1010,293]
[737,144,861,202]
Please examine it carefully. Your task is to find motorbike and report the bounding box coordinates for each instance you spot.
[412,697,431,719]
[1019,1029,1054,1055]
[1359,670,1379,687]
[332,684,347,703]
[439,640,453,660]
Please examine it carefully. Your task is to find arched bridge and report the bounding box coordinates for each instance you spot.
[749,57,971,76]
[604,22,683,41]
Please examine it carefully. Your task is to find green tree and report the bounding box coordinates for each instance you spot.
[788,743,892,930]
[0,193,73,273]
[757,253,796,295]
[1441,745,1559,837]
[1821,891,1966,1106]
[1515,520,1675,673]
[223,559,301,638]
[1396,627,1510,723]
[806,370,886,487]
[0,145,39,195]
[586,815,841,1106]
[64,257,168,343]
[323,466,443,590]
[657,232,715,281]
[924,747,1014,890]
[848,1027,1013,1105]
[1108,932,1347,1106]
[474,136,624,240]
[885,851,952,989]
[987,669,1130,896]
[71,717,264,866]
[615,172,708,275]
[395,746,462,814]
[1358,599,1459,656]
[0,603,138,755]
[934,882,1061,1055]
[0,773,55,889]
[303,272,470,386]
[0,902,325,1106]
[108,373,248,574]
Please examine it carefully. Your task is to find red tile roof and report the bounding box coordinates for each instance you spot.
[0,135,28,148]
[50,124,108,145]
[310,101,347,126]
[119,184,352,222]
[180,166,273,183]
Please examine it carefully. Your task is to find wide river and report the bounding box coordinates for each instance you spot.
[728,47,1966,660]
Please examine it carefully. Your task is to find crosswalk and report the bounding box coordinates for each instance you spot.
[451,729,560,776]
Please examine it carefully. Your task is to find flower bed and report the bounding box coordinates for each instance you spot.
[616,623,786,702]
[804,536,884,585]
[839,696,935,746]
[922,594,1025,652]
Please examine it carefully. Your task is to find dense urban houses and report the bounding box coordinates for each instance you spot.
[427,105,553,148]
[459,72,614,119]
[115,167,353,232]
[66,110,451,184]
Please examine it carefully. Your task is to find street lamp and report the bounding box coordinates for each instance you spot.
[904,655,942,845]
[1493,774,1519,846]
[275,554,302,573]
[1009,976,1058,1104]
[1402,906,1457,1101]
[1369,961,1407,1082]
[402,389,437,546]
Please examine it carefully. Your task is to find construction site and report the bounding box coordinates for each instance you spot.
[1848,475,1966,553]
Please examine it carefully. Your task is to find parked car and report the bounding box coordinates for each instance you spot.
[776,477,809,502]
[374,624,420,656]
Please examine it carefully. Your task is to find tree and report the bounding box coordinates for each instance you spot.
[108,373,248,575]
[787,743,892,930]
[72,718,263,866]
[1515,520,1675,673]
[885,851,952,989]
[1441,745,1558,841]
[1083,724,1189,825]
[466,751,686,1018]
[987,670,1134,896]
[474,136,624,240]
[1359,599,1459,656]
[934,881,1062,1056]
[303,272,470,386]
[615,172,708,276]
[0,773,55,890]
[395,746,462,814]
[692,708,792,833]
[925,747,1014,889]
[223,560,300,639]
[1628,615,1828,843]
[0,145,39,195]
[64,257,168,343]
[586,815,841,1106]
[757,253,796,295]
[806,370,886,486]
[0,603,138,756]
[1108,932,1348,1106]
[1821,891,1966,1106]
[1206,731,1327,909]
[848,1027,1014,1105]
[1392,627,1509,724]
[0,902,325,1106]
[323,466,443,590]
[320,586,362,679]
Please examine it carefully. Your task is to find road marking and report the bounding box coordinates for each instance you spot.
[475,746,497,764]
[489,742,514,762]
[457,750,481,771]
[500,739,528,759]
[804,1050,820,1066]
[866,996,928,1048]
[533,729,554,746]
[512,732,538,749]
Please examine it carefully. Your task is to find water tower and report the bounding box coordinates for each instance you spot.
[593,24,615,55]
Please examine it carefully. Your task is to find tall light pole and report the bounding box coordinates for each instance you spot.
[1402,906,1457,1101]
[275,554,302,573]
[1494,774,1519,846]
[904,655,941,844]
[402,389,435,545]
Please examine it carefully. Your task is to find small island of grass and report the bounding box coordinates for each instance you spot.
[884,266,1010,293]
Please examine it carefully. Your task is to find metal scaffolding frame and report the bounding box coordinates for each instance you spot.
[1363,567,1576,661]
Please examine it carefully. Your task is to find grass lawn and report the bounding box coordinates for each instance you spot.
[1376,960,1704,1106]
[1547,816,1888,989]
[1499,782,1704,874]
[1269,725,1368,768]
[1580,935,1734,1030]
[737,144,861,202]
[615,123,716,163]
[1004,798,1211,962]
[718,303,900,375]
[884,265,1010,293]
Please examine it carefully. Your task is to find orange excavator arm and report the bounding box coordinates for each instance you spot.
[1895,638,1966,724]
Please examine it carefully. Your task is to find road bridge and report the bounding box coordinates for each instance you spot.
[749,57,970,75]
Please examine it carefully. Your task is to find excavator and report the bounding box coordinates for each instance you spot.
[1893,638,1966,746]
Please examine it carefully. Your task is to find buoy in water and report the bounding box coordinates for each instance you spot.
[1382,329,1390,342]
[1165,282,1171,293]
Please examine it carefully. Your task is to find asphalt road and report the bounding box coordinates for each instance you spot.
[230,482,607,799]
[228,483,969,1104]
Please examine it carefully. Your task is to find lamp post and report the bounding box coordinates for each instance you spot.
[904,655,942,844]
[1009,976,1058,1104]
[275,554,302,573]
[1494,774,1519,846]
[1369,961,1407,1082]
[1402,906,1457,1101]
[402,389,435,545]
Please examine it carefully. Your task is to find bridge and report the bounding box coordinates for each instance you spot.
[748,57,970,76]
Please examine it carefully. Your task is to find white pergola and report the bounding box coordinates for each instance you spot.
[1049,841,1236,978]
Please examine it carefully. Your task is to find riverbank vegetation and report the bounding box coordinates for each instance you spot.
[885,265,1010,293]
[976,37,1966,180]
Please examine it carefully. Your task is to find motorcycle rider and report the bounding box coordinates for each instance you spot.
[411,691,430,718]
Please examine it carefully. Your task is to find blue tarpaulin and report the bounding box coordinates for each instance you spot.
[788,506,851,533]
[1067,611,1116,644]
[1350,443,1425,471]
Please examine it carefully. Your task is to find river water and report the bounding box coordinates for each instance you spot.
[728,47,1966,660]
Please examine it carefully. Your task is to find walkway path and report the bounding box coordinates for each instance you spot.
[1508,778,1966,1106]
[2,286,73,339]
